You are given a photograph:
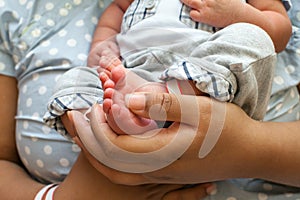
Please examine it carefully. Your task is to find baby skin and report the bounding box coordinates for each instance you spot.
[99,55,167,135]
[99,54,204,135]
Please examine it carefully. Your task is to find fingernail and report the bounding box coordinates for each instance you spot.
[125,93,146,110]
[205,184,217,195]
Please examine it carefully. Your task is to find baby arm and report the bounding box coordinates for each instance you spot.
[181,0,292,52]
[87,0,132,66]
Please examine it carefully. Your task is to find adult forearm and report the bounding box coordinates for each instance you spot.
[170,104,300,186]
[0,160,44,200]
[257,121,300,187]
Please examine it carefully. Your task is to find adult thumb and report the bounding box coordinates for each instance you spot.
[125,92,205,126]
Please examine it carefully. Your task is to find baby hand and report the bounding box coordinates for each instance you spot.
[87,40,120,67]
[181,0,245,28]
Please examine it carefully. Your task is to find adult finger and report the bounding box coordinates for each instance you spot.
[69,110,107,157]
[88,103,198,173]
[125,92,212,126]
[69,109,148,185]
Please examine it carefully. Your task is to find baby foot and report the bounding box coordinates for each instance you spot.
[99,57,166,135]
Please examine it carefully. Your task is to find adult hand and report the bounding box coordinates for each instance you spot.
[66,92,261,186]
[61,107,214,200]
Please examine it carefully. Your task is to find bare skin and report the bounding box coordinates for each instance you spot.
[0,74,211,200]
[61,110,213,200]
[99,56,165,135]
[99,54,203,135]
[89,0,292,135]
[66,92,300,188]
[181,0,292,52]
